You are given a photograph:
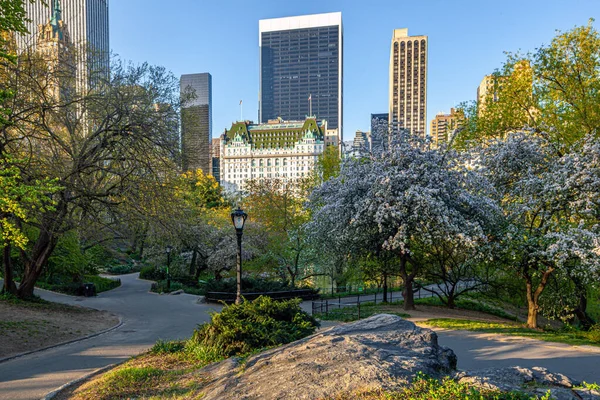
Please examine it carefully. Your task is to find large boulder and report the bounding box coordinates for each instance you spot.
[198,314,456,400]
[195,314,599,400]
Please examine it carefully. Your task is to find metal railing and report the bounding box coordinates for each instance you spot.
[311,287,424,319]
[205,289,318,304]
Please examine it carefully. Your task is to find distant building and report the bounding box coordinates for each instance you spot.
[477,60,533,118]
[429,108,464,146]
[18,0,110,89]
[180,73,212,174]
[210,138,221,184]
[220,117,327,192]
[389,28,428,137]
[35,0,76,101]
[259,12,343,143]
[352,130,370,155]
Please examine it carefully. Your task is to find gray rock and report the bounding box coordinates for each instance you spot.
[198,314,456,400]
[169,289,184,295]
[456,367,598,400]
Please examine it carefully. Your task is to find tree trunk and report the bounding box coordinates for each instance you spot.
[383,272,388,303]
[189,248,198,276]
[16,231,58,299]
[2,242,17,294]
[399,254,416,310]
[524,267,553,329]
[447,292,456,309]
[573,289,596,330]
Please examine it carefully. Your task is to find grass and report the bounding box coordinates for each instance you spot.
[67,339,224,400]
[327,373,541,399]
[319,286,404,300]
[422,318,600,347]
[412,296,518,321]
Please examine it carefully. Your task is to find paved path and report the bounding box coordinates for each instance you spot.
[1,276,599,399]
[433,328,600,383]
[0,273,220,400]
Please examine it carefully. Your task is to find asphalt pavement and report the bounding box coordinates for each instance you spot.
[0,273,221,400]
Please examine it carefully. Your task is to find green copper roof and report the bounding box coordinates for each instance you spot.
[223,118,325,150]
[50,0,64,39]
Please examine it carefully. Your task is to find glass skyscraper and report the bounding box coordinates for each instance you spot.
[180,73,212,174]
[259,12,343,142]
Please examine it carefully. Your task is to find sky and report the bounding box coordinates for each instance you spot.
[109,0,599,140]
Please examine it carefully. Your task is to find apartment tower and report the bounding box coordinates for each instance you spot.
[259,12,343,143]
[180,73,212,174]
[389,28,428,137]
[17,0,110,84]
[430,108,464,147]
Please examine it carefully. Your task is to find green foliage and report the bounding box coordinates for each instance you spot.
[105,265,135,275]
[190,296,319,357]
[150,280,183,294]
[414,296,517,321]
[150,340,186,354]
[48,231,100,277]
[35,274,120,295]
[203,277,314,294]
[139,265,166,281]
[331,373,538,399]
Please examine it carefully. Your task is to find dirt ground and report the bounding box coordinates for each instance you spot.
[0,300,119,359]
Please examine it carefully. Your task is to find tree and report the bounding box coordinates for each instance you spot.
[479,131,600,329]
[243,178,315,287]
[456,21,600,151]
[1,47,181,298]
[309,133,497,310]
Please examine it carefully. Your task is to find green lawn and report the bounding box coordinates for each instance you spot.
[314,302,410,322]
[422,318,600,347]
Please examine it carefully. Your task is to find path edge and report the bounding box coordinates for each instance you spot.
[0,317,123,365]
[41,361,125,400]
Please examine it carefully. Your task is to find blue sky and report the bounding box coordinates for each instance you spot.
[110,0,598,139]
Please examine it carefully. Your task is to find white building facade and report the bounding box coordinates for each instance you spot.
[220,118,327,192]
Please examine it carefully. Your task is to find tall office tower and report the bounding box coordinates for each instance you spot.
[259,12,343,143]
[180,73,212,173]
[389,28,428,137]
[429,108,464,147]
[17,0,110,85]
[210,138,221,184]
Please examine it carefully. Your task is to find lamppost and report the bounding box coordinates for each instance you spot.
[231,207,248,305]
[166,245,173,291]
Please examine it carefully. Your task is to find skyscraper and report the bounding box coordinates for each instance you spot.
[17,0,110,83]
[180,73,212,174]
[429,108,464,146]
[389,28,428,137]
[259,12,343,143]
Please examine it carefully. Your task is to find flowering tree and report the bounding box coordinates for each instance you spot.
[309,133,497,310]
[479,132,600,328]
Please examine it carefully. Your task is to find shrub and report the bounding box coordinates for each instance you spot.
[151,280,183,294]
[589,324,600,343]
[190,296,319,357]
[139,266,166,281]
[203,277,316,294]
[106,265,134,275]
[150,340,186,354]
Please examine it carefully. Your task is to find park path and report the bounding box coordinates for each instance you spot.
[0,273,220,400]
[1,276,599,399]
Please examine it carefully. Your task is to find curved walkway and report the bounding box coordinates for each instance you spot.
[0,273,221,400]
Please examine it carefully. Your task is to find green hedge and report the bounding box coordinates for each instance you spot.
[203,278,316,294]
[35,274,120,295]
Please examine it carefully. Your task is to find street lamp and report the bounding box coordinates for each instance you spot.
[166,245,173,291]
[231,207,248,305]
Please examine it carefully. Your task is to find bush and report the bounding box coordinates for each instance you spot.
[190,296,319,357]
[139,266,166,281]
[106,265,134,275]
[203,277,315,294]
[34,274,120,295]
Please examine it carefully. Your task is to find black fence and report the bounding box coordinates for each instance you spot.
[205,289,318,304]
[311,287,425,319]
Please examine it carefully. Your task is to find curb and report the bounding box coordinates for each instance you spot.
[41,361,126,400]
[0,317,123,365]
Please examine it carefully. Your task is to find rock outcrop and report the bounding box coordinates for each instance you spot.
[199,314,456,400]
[196,314,600,400]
